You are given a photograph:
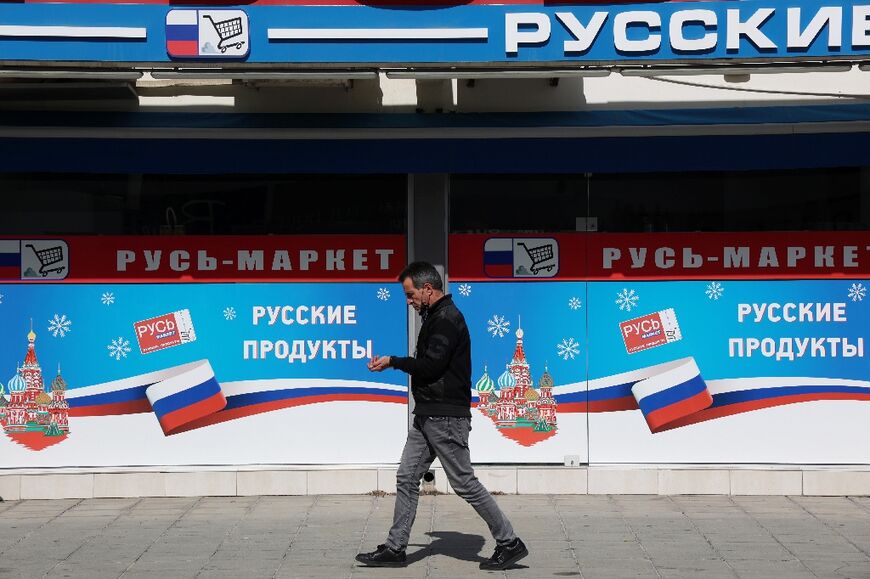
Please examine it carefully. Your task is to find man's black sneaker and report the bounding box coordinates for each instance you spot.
[479,537,529,570]
[355,544,408,567]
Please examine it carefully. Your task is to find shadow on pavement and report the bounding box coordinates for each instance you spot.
[407,531,485,564]
[406,531,528,569]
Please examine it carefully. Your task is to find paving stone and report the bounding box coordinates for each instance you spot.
[0,495,867,578]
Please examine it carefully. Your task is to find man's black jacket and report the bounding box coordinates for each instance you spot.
[390,294,472,417]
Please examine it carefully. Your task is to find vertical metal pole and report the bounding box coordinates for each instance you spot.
[406,173,449,425]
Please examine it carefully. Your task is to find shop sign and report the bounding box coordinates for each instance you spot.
[0,235,405,282]
[0,0,868,65]
[450,231,870,279]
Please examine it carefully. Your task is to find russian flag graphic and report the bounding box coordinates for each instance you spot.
[145,361,226,435]
[0,240,21,279]
[483,238,514,277]
[631,358,713,433]
[166,10,199,57]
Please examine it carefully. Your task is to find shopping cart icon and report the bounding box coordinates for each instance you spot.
[202,14,246,53]
[26,244,66,277]
[517,242,556,275]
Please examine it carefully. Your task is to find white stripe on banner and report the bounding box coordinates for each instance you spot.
[632,358,701,400]
[146,360,215,403]
[67,360,206,399]
[218,378,408,397]
[0,25,147,39]
[0,239,19,253]
[587,357,692,393]
[267,28,489,40]
[166,10,198,26]
[706,376,870,395]
[67,374,407,400]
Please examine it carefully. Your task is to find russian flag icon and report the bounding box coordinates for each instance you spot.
[166,10,199,57]
[632,358,713,433]
[0,240,21,279]
[146,361,226,435]
[483,238,514,277]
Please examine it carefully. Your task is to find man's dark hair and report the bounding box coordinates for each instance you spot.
[398,261,443,291]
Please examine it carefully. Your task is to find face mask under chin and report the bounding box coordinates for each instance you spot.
[419,292,431,320]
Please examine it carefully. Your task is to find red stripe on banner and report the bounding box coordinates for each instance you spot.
[158,391,227,435]
[645,389,713,433]
[483,263,514,278]
[69,399,152,416]
[587,396,638,413]
[167,40,199,56]
[551,398,640,414]
[557,402,587,413]
[657,392,870,432]
[169,393,405,434]
[0,265,20,279]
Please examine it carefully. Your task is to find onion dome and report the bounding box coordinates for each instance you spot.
[475,367,495,393]
[36,391,51,405]
[51,372,67,392]
[538,367,554,389]
[524,388,540,402]
[497,369,516,390]
[8,372,26,393]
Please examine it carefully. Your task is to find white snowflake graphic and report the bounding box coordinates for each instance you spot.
[848,283,866,302]
[568,297,582,310]
[223,307,237,321]
[615,288,640,311]
[557,337,580,361]
[705,282,725,301]
[107,337,131,361]
[458,284,472,297]
[101,292,115,305]
[486,315,511,338]
[377,287,391,301]
[47,314,72,338]
[0,292,4,305]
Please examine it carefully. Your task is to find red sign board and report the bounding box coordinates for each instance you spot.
[0,235,405,282]
[449,232,870,280]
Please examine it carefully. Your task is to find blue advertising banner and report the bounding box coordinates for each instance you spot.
[0,0,868,64]
[453,278,869,463]
[0,282,408,466]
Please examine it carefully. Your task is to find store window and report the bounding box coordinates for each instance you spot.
[590,168,870,232]
[0,174,407,235]
[450,175,588,233]
[451,168,870,234]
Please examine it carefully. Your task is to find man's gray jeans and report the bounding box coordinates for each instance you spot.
[385,415,517,551]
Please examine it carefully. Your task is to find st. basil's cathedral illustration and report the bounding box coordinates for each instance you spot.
[0,325,70,450]
[475,325,558,446]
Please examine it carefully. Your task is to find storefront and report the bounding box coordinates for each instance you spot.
[0,0,868,490]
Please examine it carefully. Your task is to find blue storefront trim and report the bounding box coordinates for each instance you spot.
[1,103,870,130]
[3,131,870,173]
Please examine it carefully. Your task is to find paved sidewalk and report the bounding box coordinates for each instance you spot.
[0,494,869,578]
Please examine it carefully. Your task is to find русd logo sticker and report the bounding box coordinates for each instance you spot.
[620,308,682,354]
[166,10,250,59]
[134,309,197,354]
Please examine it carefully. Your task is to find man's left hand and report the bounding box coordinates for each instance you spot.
[367,355,391,372]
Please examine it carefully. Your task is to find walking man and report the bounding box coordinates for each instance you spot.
[356,261,528,571]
